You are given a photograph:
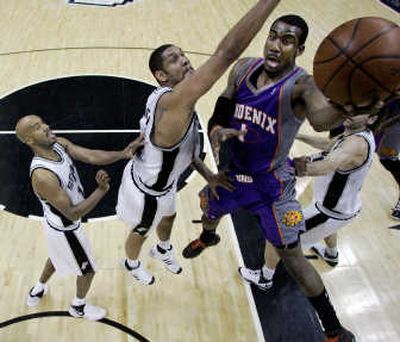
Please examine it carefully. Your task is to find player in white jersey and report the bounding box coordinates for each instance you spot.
[117,0,281,285]
[239,112,377,290]
[15,115,143,320]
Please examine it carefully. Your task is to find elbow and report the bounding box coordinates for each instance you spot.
[66,210,81,222]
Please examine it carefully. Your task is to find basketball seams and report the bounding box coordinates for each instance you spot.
[314,19,361,65]
[319,23,399,102]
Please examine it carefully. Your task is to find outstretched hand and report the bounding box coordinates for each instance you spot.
[122,134,145,159]
[210,127,247,165]
[208,171,235,200]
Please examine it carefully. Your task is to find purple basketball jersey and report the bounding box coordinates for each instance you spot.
[230,58,306,174]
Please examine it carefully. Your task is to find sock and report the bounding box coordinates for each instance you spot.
[72,297,86,306]
[200,228,216,243]
[261,265,275,280]
[126,258,140,269]
[325,247,338,257]
[158,240,171,252]
[308,288,342,337]
[31,282,45,295]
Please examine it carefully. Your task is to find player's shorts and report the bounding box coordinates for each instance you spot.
[200,163,305,247]
[116,159,176,235]
[44,220,96,277]
[300,203,357,249]
[375,120,400,158]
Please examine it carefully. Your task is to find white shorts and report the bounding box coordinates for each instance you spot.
[116,160,176,234]
[44,220,96,277]
[300,204,357,249]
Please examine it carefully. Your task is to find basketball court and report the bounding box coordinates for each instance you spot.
[0,1,399,341]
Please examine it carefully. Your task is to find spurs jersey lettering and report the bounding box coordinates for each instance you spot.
[30,143,84,230]
[230,58,307,173]
[314,130,375,219]
[132,86,201,196]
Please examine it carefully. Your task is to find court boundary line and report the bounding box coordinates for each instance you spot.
[197,116,265,342]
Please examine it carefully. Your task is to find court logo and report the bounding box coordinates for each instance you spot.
[68,0,136,7]
[0,75,205,219]
[281,210,303,227]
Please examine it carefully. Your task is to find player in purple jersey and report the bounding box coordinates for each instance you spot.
[182,15,365,341]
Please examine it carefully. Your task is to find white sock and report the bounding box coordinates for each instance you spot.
[72,297,86,306]
[325,247,338,257]
[158,240,171,251]
[127,258,140,269]
[262,265,275,280]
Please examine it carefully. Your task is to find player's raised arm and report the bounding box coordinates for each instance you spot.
[158,0,280,132]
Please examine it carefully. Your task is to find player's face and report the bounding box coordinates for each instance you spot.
[263,21,304,75]
[159,46,194,86]
[27,116,57,147]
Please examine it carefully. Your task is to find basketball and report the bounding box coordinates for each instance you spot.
[313,17,400,108]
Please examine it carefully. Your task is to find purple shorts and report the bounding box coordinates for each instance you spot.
[200,165,305,247]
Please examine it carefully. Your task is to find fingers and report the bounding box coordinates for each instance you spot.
[96,169,110,184]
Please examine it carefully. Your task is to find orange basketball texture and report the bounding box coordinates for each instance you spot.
[313,17,400,108]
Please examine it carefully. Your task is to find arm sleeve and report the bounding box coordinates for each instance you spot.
[207,96,236,135]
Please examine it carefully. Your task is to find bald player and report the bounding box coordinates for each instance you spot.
[16,115,143,320]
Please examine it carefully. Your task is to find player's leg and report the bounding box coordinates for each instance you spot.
[182,179,247,258]
[269,199,354,340]
[150,193,182,274]
[238,240,277,291]
[117,166,157,285]
[26,258,54,307]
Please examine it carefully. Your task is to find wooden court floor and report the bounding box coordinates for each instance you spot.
[0,1,399,341]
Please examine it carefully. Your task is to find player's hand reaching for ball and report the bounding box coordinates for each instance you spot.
[96,170,111,192]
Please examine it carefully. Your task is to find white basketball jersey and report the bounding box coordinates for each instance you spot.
[132,86,201,196]
[30,142,85,230]
[313,129,375,219]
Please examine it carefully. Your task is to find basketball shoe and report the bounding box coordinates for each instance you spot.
[311,245,339,267]
[182,234,221,258]
[26,284,49,307]
[238,267,273,291]
[122,259,155,285]
[69,303,106,321]
[149,244,182,274]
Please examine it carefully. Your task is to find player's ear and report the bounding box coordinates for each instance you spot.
[296,44,305,56]
[154,70,168,84]
[367,114,378,125]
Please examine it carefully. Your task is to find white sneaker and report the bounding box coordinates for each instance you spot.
[69,303,106,321]
[149,245,182,274]
[122,259,155,285]
[238,267,272,291]
[26,284,49,307]
[310,245,339,267]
